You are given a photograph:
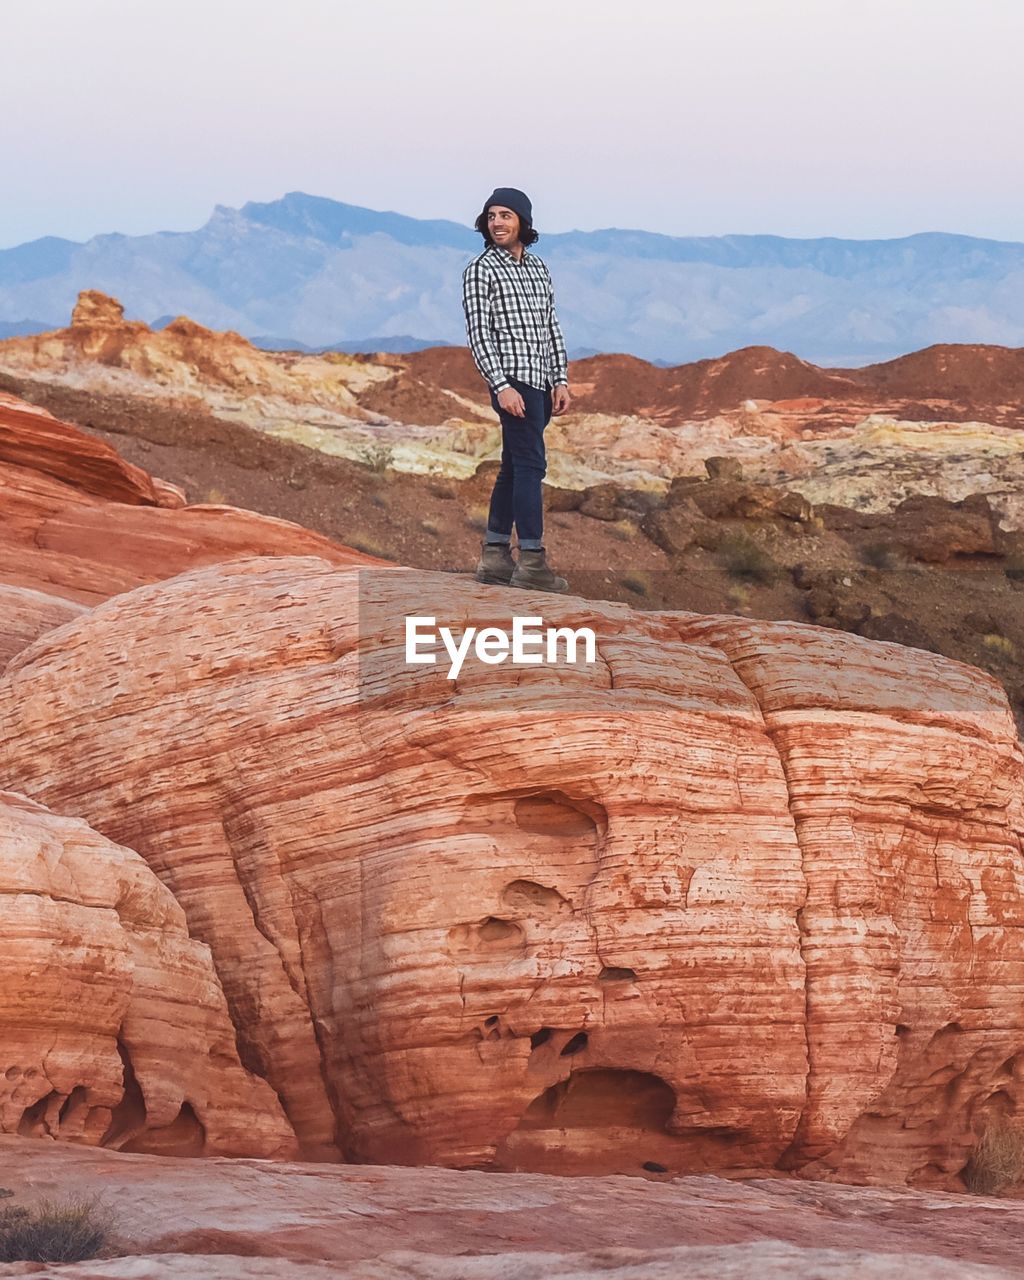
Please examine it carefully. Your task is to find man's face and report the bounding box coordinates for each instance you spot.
[487,205,520,246]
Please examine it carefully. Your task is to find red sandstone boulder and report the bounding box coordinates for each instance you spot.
[0,559,1021,1187]
[0,789,295,1157]
[0,391,378,663]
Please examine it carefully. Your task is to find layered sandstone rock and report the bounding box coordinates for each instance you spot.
[674,615,1024,1184]
[0,790,295,1158]
[0,389,185,505]
[0,582,87,671]
[0,391,377,661]
[1,1136,1023,1279]
[0,559,1021,1184]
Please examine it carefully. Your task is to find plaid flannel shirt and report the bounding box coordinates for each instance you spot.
[461,243,569,395]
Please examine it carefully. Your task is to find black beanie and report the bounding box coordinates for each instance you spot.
[481,187,533,229]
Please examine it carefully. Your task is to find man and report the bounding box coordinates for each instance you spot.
[462,187,571,593]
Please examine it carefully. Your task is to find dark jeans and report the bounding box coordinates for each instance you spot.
[486,377,552,550]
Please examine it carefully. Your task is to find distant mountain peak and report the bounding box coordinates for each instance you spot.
[2,194,1023,363]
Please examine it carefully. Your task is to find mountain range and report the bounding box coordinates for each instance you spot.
[2,191,1023,364]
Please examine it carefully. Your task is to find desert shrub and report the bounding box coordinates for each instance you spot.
[718,533,776,584]
[860,542,899,570]
[619,572,649,598]
[608,519,636,543]
[203,486,228,504]
[420,519,440,536]
[0,1199,110,1263]
[346,532,389,558]
[982,633,1016,658]
[964,1121,1024,1196]
[357,443,394,473]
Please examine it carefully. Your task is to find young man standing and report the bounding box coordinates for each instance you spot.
[462,187,572,593]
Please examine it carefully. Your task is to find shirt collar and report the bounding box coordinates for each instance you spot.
[488,242,528,265]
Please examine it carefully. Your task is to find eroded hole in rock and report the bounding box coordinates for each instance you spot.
[484,1016,499,1027]
[530,1028,553,1050]
[642,1161,668,1173]
[496,1070,751,1176]
[929,1021,965,1047]
[982,1089,1014,1116]
[599,967,637,982]
[560,1032,589,1057]
[123,1101,206,1158]
[478,917,521,944]
[514,793,605,838]
[519,1069,676,1131]
[502,879,569,915]
[18,1091,60,1137]
[102,1041,148,1149]
[895,1024,910,1037]
[58,1085,89,1124]
[448,918,526,954]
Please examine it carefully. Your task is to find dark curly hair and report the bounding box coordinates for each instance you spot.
[474,209,539,247]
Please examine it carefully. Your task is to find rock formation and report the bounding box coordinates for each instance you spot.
[3,296,1024,517]
[0,391,377,642]
[0,790,295,1157]
[1,557,1021,1185]
[2,1135,1023,1278]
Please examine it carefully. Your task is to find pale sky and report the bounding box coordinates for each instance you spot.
[3,0,1022,249]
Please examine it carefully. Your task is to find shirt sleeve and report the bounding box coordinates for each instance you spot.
[462,259,510,394]
[547,271,569,388]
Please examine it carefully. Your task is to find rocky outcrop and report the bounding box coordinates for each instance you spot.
[0,389,185,505]
[1,1135,1024,1279]
[0,559,1021,1185]
[0,790,295,1157]
[0,582,87,671]
[674,615,1024,1185]
[0,391,377,654]
[4,299,1024,517]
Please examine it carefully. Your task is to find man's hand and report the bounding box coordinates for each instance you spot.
[496,387,526,417]
[552,384,572,416]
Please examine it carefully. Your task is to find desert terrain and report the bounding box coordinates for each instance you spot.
[1,303,1023,1276]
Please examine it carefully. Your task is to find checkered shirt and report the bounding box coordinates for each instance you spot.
[461,243,569,394]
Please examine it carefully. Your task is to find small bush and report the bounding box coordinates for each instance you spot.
[357,443,394,473]
[346,532,389,558]
[718,533,776,584]
[420,519,440,537]
[982,633,1016,658]
[203,486,228,504]
[0,1198,110,1263]
[619,572,649,598]
[608,519,636,543]
[726,582,752,613]
[964,1121,1024,1196]
[860,542,899,570]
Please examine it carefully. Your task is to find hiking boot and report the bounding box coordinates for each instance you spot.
[475,540,516,585]
[510,547,569,594]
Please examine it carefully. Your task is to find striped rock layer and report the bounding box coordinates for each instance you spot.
[0,557,1021,1184]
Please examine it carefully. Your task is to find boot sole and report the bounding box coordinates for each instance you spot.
[474,572,514,586]
[509,580,570,594]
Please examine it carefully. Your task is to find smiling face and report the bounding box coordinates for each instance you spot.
[487,204,521,247]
